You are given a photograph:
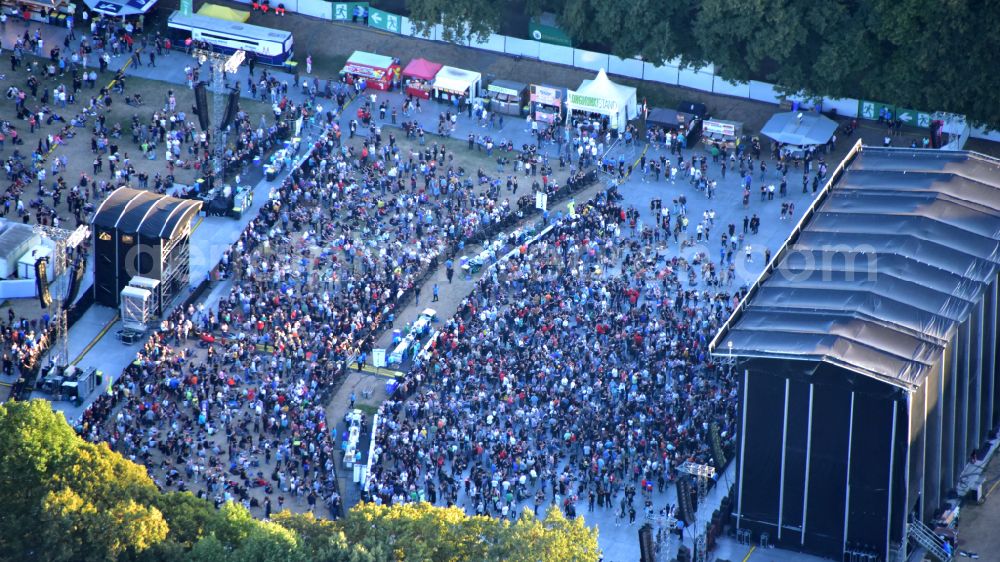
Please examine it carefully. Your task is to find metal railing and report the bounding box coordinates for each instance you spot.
[907,519,953,562]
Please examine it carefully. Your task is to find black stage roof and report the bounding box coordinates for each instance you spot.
[92,187,202,240]
[712,145,1000,390]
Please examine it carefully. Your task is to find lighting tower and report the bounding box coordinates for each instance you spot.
[193,48,246,176]
[33,224,89,367]
[677,461,716,562]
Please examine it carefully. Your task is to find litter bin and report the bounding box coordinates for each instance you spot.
[385,380,398,395]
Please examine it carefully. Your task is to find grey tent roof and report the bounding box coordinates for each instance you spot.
[92,187,202,240]
[760,111,838,146]
[647,108,697,129]
[0,223,36,259]
[713,147,1000,390]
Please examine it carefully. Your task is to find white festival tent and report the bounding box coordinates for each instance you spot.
[433,66,483,98]
[566,69,639,132]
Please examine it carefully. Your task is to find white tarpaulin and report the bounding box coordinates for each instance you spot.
[760,111,838,146]
[433,66,482,97]
[566,68,638,132]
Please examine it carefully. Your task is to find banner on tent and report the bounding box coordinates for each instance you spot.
[704,120,736,137]
[567,90,617,112]
[530,85,562,107]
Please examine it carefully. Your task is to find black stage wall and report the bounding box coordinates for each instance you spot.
[734,271,1000,561]
[736,359,908,560]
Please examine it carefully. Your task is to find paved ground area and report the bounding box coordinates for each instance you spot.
[950,446,1000,559]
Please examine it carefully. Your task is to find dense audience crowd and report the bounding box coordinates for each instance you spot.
[74,111,596,517]
[364,186,740,523]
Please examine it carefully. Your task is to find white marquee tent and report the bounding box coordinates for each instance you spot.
[433,66,483,98]
[566,69,638,132]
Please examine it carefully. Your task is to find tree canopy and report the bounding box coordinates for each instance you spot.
[0,400,601,562]
[400,0,1000,128]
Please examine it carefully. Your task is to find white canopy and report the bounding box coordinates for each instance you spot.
[433,66,482,97]
[566,69,638,132]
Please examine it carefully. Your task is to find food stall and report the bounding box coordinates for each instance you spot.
[401,58,442,100]
[701,118,743,150]
[646,107,702,145]
[530,84,564,125]
[566,69,638,133]
[13,0,73,23]
[340,51,400,92]
[433,66,482,101]
[485,80,527,116]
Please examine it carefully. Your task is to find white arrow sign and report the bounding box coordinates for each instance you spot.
[371,12,382,24]
[898,111,914,123]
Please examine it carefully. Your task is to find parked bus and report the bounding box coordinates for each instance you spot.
[167,11,293,65]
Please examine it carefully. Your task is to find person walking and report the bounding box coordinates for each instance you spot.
[432,283,439,302]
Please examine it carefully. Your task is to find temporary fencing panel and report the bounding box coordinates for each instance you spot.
[822,97,860,118]
[678,67,712,91]
[538,43,574,66]
[470,33,506,54]
[608,56,644,79]
[573,49,609,72]
[643,62,679,86]
[296,0,330,20]
[713,76,750,98]
[505,37,540,59]
[749,80,782,104]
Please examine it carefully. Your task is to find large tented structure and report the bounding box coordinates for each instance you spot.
[712,143,1000,562]
[92,188,202,314]
[566,69,638,132]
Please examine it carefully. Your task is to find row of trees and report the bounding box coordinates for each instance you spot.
[403,0,1000,129]
[0,400,600,561]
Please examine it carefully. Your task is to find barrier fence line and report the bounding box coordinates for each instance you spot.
[319,4,1000,140]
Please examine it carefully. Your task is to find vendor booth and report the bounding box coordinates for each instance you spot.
[646,107,702,143]
[433,66,482,101]
[485,80,527,116]
[402,58,442,100]
[17,0,73,22]
[760,111,837,147]
[529,84,564,125]
[341,51,400,92]
[566,69,638,133]
[701,118,743,150]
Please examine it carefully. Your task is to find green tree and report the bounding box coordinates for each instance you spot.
[0,401,603,562]
[341,502,600,562]
[40,490,170,562]
[0,400,87,557]
[406,0,506,43]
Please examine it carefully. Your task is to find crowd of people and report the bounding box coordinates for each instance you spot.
[0,13,842,548]
[364,185,740,526]
[74,102,598,518]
